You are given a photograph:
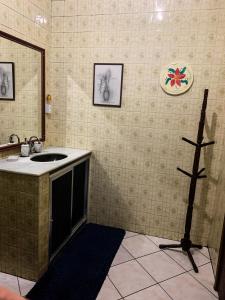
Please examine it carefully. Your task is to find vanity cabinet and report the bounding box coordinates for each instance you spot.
[49,158,89,258]
[0,150,91,281]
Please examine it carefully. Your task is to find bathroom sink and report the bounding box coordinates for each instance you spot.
[30,153,68,162]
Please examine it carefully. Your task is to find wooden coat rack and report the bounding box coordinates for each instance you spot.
[159,89,215,273]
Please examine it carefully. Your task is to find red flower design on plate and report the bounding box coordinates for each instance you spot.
[168,68,186,87]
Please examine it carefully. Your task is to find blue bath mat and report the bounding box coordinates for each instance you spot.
[27,223,125,300]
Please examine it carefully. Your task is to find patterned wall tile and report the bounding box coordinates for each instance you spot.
[49,0,225,251]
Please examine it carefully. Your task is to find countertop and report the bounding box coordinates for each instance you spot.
[0,147,91,176]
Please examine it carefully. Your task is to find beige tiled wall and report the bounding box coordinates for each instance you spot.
[0,0,51,47]
[0,172,49,280]
[50,0,225,244]
[0,0,52,156]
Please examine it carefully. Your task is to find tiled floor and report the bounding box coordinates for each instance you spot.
[99,232,218,300]
[0,231,218,300]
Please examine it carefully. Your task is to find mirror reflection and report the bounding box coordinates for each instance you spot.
[0,36,42,147]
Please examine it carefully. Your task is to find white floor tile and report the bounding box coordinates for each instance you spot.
[124,231,139,239]
[163,248,209,271]
[189,263,218,297]
[138,251,185,282]
[160,273,217,300]
[147,235,180,247]
[122,235,159,258]
[124,284,171,300]
[97,277,122,300]
[112,245,133,266]
[0,272,20,294]
[18,278,35,296]
[109,260,156,297]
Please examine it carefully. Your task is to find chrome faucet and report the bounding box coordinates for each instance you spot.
[9,133,20,144]
[28,136,40,153]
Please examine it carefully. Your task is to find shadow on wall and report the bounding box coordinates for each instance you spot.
[88,112,220,240]
[193,112,217,244]
[88,153,137,231]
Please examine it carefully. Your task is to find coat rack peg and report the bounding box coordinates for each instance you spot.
[177,167,192,178]
[182,137,197,147]
[159,88,215,273]
[201,141,215,147]
[197,168,205,176]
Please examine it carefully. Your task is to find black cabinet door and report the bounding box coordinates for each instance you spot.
[50,170,72,256]
[72,160,89,228]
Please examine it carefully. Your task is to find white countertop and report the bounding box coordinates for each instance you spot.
[0,147,91,176]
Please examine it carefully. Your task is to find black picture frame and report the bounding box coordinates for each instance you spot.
[0,62,15,100]
[93,63,124,107]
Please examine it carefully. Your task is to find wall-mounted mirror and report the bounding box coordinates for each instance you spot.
[0,31,45,151]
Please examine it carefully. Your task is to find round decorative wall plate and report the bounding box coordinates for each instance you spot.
[160,62,194,95]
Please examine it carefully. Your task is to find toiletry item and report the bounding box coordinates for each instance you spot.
[7,155,19,161]
[34,141,43,153]
[21,138,30,157]
[45,94,52,114]
[21,144,30,157]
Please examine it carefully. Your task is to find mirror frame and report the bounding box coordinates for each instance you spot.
[0,30,45,152]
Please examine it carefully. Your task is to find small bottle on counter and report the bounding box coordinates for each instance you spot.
[21,138,30,157]
[34,140,43,153]
[45,94,52,114]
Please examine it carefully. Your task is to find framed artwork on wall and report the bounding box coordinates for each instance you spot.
[0,62,15,100]
[93,63,124,107]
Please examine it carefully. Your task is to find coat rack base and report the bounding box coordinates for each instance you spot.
[159,238,202,273]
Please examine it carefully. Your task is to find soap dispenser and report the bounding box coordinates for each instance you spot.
[21,138,30,157]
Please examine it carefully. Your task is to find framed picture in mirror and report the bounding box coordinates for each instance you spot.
[0,62,15,100]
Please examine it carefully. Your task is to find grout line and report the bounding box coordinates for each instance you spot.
[51,7,225,18]
[135,258,157,282]
[199,247,211,259]
[117,282,159,299]
[161,248,193,271]
[158,283,175,300]
[111,235,216,299]
[188,265,219,298]
[118,243,176,295]
[122,234,209,273]
[110,256,135,268]
[111,244,134,266]
[17,277,22,296]
[136,257,188,285]
[107,276,124,299]
[1,2,49,29]
[111,248,161,268]
[123,233,139,239]
[122,238,162,257]
[111,257,134,267]
[207,248,217,278]
[134,255,190,288]
[112,242,161,297]
[161,247,210,272]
